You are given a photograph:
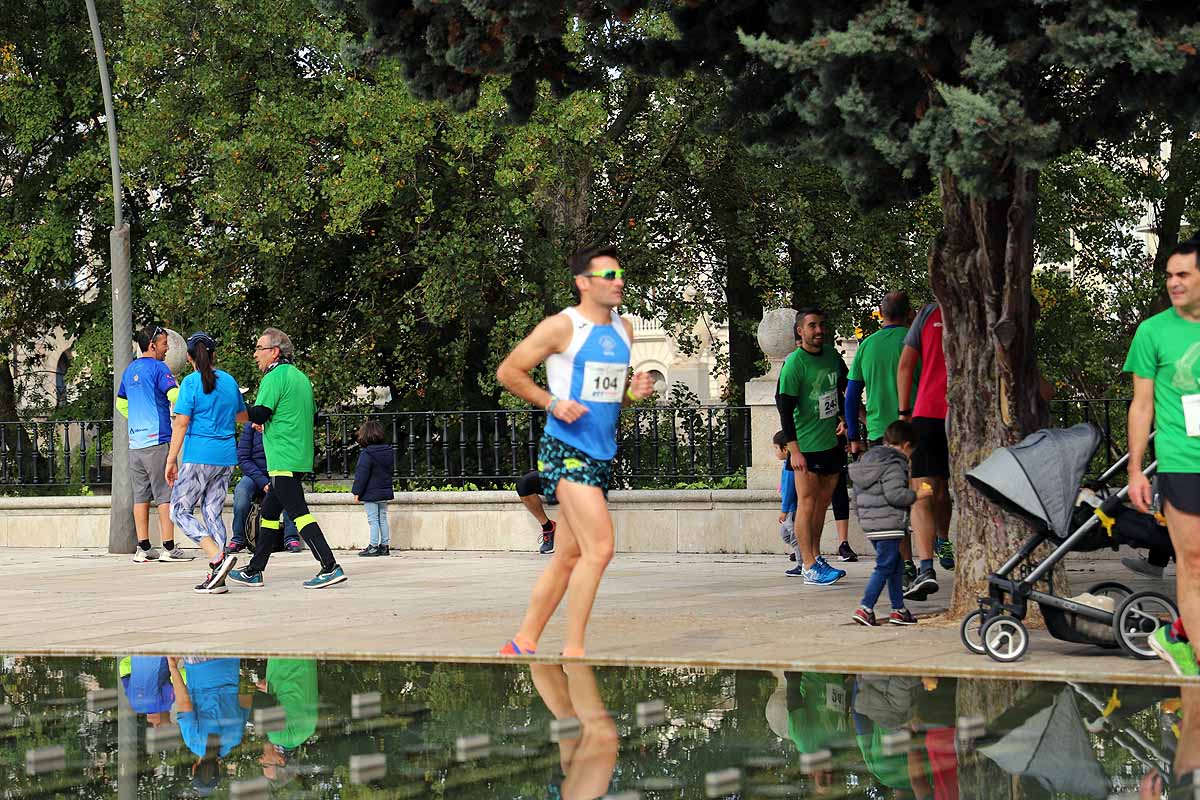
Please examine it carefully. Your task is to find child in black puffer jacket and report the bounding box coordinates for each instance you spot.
[846,420,931,627]
[352,419,395,557]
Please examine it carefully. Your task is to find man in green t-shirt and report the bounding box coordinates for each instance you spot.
[776,308,849,586]
[846,292,917,450]
[229,328,347,591]
[1125,238,1200,676]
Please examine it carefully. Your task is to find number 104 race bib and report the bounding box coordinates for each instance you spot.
[581,362,626,403]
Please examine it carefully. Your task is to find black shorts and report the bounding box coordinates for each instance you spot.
[1160,473,1200,515]
[801,446,846,476]
[911,417,950,479]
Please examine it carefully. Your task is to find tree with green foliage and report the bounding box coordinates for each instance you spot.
[349,1,1200,611]
[0,1,114,424]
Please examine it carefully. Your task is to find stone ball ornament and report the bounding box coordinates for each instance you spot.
[131,328,189,376]
[757,308,798,362]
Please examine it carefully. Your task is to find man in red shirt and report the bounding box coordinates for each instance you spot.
[896,303,955,600]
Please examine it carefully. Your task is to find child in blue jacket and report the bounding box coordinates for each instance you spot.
[352,419,395,557]
[774,430,802,573]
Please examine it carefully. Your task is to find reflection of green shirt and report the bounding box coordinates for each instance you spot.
[786,673,851,754]
[254,363,316,473]
[778,348,847,452]
[265,659,318,750]
[1123,308,1200,472]
[848,326,918,440]
[856,729,912,790]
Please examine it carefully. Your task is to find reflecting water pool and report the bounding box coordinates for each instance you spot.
[0,656,1191,798]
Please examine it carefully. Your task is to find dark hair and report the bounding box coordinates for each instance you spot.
[568,245,620,277]
[794,306,824,336]
[1168,237,1200,261]
[883,419,917,447]
[134,324,166,352]
[187,332,218,393]
[880,291,911,321]
[357,418,386,447]
[772,430,788,448]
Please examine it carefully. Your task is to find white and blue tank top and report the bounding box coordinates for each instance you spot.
[543,307,632,460]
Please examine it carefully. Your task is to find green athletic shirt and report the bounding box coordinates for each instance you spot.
[786,673,852,754]
[848,326,918,441]
[778,346,847,452]
[254,363,316,473]
[265,659,318,750]
[1123,307,1200,473]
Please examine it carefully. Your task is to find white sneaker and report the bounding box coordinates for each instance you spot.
[133,548,160,563]
[159,548,196,562]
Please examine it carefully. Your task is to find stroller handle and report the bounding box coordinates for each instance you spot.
[1092,429,1156,487]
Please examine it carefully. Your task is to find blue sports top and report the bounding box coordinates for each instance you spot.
[173,370,245,466]
[543,307,632,460]
[117,357,177,450]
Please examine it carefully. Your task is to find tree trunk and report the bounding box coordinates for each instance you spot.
[931,168,1056,620]
[1143,122,1198,320]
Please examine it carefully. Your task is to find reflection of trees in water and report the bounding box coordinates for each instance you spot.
[1,657,1184,799]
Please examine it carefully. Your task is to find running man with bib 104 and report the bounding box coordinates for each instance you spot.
[775,307,850,587]
[1126,237,1200,676]
[495,246,654,658]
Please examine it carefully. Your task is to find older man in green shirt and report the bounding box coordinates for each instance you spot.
[228,328,347,590]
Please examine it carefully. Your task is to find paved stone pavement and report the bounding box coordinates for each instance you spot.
[0,548,1189,685]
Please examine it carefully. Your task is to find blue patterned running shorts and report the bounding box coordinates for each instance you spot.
[537,433,612,502]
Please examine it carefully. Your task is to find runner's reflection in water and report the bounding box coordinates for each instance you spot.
[530,663,619,800]
[118,656,174,728]
[167,657,251,796]
[1142,685,1200,799]
[253,658,319,789]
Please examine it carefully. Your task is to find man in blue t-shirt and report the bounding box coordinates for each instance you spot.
[117,324,185,563]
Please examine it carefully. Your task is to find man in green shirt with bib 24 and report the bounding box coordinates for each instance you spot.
[1125,238,1200,675]
[776,307,850,586]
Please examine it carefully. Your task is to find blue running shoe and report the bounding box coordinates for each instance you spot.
[817,556,847,579]
[785,564,805,577]
[303,565,347,589]
[936,538,955,570]
[804,562,844,586]
[227,568,263,588]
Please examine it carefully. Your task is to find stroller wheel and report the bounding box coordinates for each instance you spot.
[981,616,1029,663]
[1114,591,1179,660]
[960,610,988,655]
[1086,581,1133,604]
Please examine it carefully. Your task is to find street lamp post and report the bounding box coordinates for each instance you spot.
[84,0,135,553]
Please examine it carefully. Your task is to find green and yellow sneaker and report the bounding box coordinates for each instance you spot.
[936,538,955,570]
[1149,624,1200,677]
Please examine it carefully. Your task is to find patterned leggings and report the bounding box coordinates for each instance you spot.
[169,463,232,548]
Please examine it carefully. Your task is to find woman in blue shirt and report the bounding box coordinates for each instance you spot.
[166,332,248,594]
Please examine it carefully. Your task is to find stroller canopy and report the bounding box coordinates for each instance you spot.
[966,424,1101,538]
[979,686,1109,797]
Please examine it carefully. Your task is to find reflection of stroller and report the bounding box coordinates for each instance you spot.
[960,424,1179,662]
[969,682,1174,797]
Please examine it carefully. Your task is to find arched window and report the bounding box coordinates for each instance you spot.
[55,352,71,407]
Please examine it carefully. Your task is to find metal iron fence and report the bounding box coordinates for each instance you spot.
[0,407,752,491]
[0,399,1133,493]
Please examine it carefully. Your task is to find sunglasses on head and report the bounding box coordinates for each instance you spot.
[584,268,624,281]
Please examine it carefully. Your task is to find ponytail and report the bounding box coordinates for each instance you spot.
[193,345,217,394]
[185,332,219,394]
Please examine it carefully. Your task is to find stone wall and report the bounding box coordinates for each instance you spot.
[0,490,876,554]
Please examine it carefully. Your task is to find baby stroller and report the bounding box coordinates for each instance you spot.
[959,424,1179,663]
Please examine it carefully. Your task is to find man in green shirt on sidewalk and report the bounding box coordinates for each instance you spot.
[1127,238,1200,676]
[776,307,849,586]
[229,328,346,590]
